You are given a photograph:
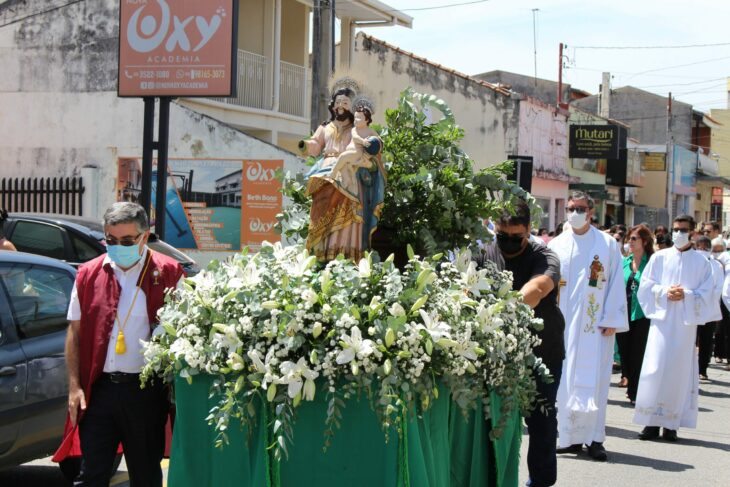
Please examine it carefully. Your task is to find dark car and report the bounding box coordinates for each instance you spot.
[0,251,73,471]
[2,213,200,276]
[0,251,122,480]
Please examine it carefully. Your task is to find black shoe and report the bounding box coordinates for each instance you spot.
[586,441,608,461]
[638,426,660,440]
[556,443,582,454]
[662,428,678,442]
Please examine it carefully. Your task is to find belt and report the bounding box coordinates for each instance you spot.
[100,372,141,384]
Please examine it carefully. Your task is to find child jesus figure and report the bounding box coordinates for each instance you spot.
[331,105,377,193]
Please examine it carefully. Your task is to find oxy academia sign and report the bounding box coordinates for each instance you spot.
[118,0,238,97]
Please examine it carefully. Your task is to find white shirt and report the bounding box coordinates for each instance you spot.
[68,248,150,373]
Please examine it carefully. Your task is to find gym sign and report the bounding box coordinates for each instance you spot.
[569,125,620,159]
[118,0,238,97]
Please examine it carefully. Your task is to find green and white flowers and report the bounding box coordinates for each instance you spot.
[141,242,546,459]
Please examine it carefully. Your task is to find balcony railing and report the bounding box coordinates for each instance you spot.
[209,49,309,119]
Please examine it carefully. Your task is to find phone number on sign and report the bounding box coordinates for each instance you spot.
[191,69,226,80]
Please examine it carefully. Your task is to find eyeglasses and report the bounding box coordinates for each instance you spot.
[566,206,588,214]
[629,236,640,241]
[672,228,690,234]
[702,230,712,235]
[496,232,524,242]
[105,233,142,246]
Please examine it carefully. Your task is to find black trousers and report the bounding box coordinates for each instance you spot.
[75,376,167,487]
[698,322,716,376]
[615,317,650,402]
[713,301,730,360]
[525,360,562,487]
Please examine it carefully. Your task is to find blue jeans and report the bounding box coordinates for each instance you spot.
[525,360,563,487]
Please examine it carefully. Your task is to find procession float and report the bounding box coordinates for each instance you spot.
[141,82,548,487]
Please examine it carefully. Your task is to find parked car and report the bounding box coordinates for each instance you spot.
[1,213,200,276]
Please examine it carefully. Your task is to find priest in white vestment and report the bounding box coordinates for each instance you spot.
[548,192,629,461]
[634,215,717,442]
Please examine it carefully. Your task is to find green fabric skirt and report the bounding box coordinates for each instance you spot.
[168,375,521,487]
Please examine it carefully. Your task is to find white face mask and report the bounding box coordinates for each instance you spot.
[712,252,723,259]
[623,243,630,253]
[567,210,588,229]
[697,250,711,259]
[672,230,689,249]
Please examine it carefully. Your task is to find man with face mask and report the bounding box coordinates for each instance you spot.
[53,202,184,486]
[634,215,717,442]
[475,201,564,487]
[547,191,629,461]
[693,236,723,381]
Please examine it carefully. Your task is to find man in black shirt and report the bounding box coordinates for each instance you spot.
[475,201,565,487]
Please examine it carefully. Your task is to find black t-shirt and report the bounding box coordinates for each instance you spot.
[474,241,566,367]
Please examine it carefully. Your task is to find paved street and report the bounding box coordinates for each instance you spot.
[4,364,728,486]
[519,362,730,487]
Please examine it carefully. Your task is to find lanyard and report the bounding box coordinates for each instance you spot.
[114,251,152,355]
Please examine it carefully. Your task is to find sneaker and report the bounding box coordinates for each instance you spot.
[586,441,608,461]
[700,374,710,382]
[638,426,660,440]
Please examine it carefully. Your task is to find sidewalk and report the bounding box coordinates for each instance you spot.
[518,362,730,487]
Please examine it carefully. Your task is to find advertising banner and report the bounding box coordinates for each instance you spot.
[641,152,666,171]
[569,125,620,159]
[118,0,237,97]
[672,146,698,196]
[116,157,282,251]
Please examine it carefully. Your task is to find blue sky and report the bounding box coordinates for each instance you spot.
[358,0,730,112]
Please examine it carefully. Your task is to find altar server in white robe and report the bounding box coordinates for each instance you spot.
[548,191,629,462]
[635,215,717,442]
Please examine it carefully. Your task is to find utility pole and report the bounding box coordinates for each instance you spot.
[599,72,610,119]
[531,9,539,87]
[557,42,564,107]
[666,92,674,224]
[310,0,333,132]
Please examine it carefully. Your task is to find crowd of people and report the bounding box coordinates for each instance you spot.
[481,192,727,487]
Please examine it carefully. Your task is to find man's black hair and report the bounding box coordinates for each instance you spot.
[695,235,712,250]
[497,200,530,228]
[705,220,721,232]
[673,214,695,231]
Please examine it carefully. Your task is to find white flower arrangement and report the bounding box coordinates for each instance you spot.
[141,242,547,459]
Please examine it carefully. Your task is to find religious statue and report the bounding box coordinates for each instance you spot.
[298,80,386,261]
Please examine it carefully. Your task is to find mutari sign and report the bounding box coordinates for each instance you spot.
[569,125,620,159]
[118,0,238,97]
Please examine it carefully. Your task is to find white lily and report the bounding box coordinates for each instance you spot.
[417,309,452,341]
[389,302,406,317]
[302,288,319,307]
[462,262,491,296]
[277,357,319,399]
[454,248,472,273]
[358,257,372,278]
[291,250,317,277]
[336,327,375,364]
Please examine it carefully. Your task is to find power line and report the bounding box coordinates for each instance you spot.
[627,55,730,79]
[332,0,489,13]
[573,41,730,50]
[0,0,84,29]
[635,77,728,89]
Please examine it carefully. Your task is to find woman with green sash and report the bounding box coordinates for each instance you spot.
[617,224,654,405]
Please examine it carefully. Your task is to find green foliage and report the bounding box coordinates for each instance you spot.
[276,88,541,255]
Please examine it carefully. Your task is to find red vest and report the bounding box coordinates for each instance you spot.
[53,249,184,462]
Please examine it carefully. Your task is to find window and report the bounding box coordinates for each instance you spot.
[11,221,66,260]
[71,234,101,262]
[0,263,74,338]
